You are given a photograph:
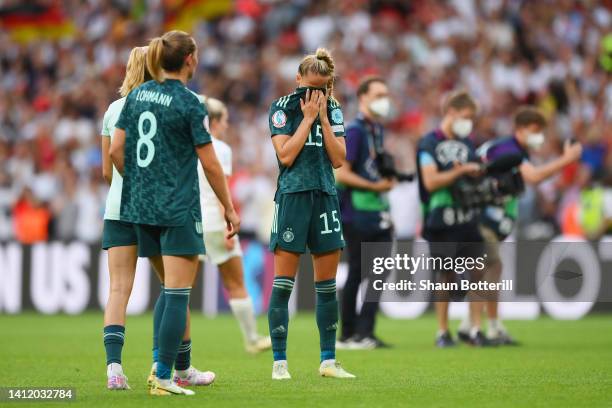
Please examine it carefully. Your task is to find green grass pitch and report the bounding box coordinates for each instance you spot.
[1,313,611,407]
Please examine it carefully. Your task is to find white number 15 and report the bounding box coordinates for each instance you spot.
[320,210,340,235]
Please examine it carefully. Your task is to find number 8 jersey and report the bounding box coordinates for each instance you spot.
[116,79,212,226]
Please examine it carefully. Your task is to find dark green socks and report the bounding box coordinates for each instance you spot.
[103,325,125,365]
[315,279,338,362]
[268,277,294,361]
[175,340,192,371]
[157,287,191,379]
[152,285,165,363]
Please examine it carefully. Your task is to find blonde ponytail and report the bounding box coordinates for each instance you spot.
[147,37,165,83]
[119,46,149,96]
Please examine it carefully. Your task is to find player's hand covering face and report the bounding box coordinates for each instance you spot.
[318,90,329,120]
[300,89,324,121]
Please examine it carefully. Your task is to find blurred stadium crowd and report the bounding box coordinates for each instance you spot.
[0,0,611,244]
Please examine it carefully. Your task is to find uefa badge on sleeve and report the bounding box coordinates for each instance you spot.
[272,110,287,128]
[331,108,343,124]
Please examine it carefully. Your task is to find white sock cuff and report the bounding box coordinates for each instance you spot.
[107,362,123,376]
[228,297,253,310]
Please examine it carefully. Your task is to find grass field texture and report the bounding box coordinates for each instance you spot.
[1,313,611,407]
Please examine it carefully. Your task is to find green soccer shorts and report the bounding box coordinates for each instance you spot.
[134,213,206,258]
[102,219,138,250]
[270,190,345,254]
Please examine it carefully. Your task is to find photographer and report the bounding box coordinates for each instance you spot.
[416,90,489,347]
[457,106,583,345]
[335,76,395,349]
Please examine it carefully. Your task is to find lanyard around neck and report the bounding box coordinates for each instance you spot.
[360,116,383,158]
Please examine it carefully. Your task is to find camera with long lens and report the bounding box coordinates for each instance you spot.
[376,151,414,182]
[451,153,525,208]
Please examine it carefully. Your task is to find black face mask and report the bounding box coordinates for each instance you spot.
[296,86,327,94]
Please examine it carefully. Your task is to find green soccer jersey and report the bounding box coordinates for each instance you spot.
[269,87,345,195]
[115,79,212,226]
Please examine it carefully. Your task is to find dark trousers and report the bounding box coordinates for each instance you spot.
[340,223,393,339]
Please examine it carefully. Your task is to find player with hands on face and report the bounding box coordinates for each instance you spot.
[267,48,354,380]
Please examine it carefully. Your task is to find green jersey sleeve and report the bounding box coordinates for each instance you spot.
[115,95,131,131]
[327,99,345,137]
[269,101,293,137]
[189,99,212,146]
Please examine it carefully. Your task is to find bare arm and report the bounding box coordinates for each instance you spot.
[109,128,126,175]
[319,95,346,168]
[272,89,320,167]
[520,140,582,184]
[335,160,393,192]
[196,143,240,237]
[101,136,112,185]
[272,120,313,168]
[214,176,236,250]
[420,162,481,193]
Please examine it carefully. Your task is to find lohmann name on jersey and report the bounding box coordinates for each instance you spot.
[135,90,173,107]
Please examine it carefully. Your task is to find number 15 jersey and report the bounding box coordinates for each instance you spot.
[116,79,212,227]
[269,87,345,196]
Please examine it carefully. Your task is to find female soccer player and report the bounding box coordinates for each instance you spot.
[101,46,216,391]
[100,46,152,390]
[197,97,271,353]
[267,48,355,379]
[109,30,240,396]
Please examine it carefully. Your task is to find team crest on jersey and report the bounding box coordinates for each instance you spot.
[435,140,469,166]
[443,208,455,226]
[272,110,287,128]
[331,108,343,124]
[282,228,295,243]
[499,217,514,235]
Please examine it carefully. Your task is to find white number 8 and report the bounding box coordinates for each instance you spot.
[137,111,157,168]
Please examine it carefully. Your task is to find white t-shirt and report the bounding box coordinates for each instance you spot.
[198,138,232,232]
[100,97,126,221]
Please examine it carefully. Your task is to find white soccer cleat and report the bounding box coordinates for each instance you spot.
[149,377,195,396]
[272,360,291,380]
[107,363,130,390]
[319,360,356,379]
[335,339,353,350]
[173,366,216,386]
[347,337,377,350]
[246,335,272,354]
[107,373,130,390]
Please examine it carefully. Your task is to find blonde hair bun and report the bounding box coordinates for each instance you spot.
[298,48,336,97]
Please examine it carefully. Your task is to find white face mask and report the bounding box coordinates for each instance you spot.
[368,97,391,119]
[526,132,545,150]
[451,118,473,138]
